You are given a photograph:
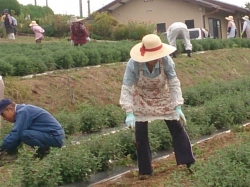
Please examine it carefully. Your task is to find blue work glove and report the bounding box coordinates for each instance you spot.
[175,106,187,126]
[125,113,136,129]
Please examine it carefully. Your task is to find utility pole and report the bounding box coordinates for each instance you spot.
[87,0,90,17]
[79,0,83,17]
[46,0,48,6]
[34,0,37,6]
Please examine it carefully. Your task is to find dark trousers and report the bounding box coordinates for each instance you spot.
[135,120,195,175]
[5,130,64,153]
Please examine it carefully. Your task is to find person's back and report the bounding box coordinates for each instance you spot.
[168,22,187,32]
[166,22,192,57]
[16,104,64,134]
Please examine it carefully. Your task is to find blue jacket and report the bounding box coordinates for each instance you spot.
[2,104,65,151]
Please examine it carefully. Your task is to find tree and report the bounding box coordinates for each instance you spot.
[20,4,54,20]
[91,12,118,39]
[0,0,21,15]
[245,2,250,9]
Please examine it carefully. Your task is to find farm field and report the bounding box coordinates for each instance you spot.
[1,37,250,186]
[92,125,250,187]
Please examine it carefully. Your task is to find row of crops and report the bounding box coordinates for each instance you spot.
[1,37,250,76]
[1,76,249,186]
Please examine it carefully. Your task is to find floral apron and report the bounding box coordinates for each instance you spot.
[133,61,177,122]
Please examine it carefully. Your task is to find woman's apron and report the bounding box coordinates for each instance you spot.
[133,62,177,122]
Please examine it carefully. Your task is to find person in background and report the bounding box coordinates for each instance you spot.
[0,98,65,159]
[201,28,210,38]
[69,16,89,46]
[241,15,250,38]
[166,22,192,58]
[225,15,237,38]
[11,15,17,36]
[2,9,15,39]
[119,34,195,180]
[29,20,45,43]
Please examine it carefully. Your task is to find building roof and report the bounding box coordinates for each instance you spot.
[97,0,250,14]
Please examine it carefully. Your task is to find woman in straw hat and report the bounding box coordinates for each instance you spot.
[225,15,237,39]
[69,16,89,46]
[119,34,195,180]
[29,20,45,43]
[241,15,250,38]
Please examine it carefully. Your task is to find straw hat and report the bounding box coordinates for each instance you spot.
[242,15,249,21]
[225,16,234,21]
[69,16,83,23]
[130,34,176,62]
[29,20,38,26]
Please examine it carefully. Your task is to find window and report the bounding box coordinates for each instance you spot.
[208,18,222,38]
[157,23,166,33]
[185,20,195,29]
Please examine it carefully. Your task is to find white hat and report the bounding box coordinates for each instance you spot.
[69,16,83,23]
[242,15,249,21]
[225,16,234,21]
[130,34,176,63]
[29,20,38,26]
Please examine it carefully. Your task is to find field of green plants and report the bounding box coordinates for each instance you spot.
[1,37,250,186]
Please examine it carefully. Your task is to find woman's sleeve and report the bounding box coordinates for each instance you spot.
[163,56,184,109]
[119,59,137,113]
[0,76,4,99]
[119,85,134,113]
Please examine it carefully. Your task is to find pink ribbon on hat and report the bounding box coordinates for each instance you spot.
[140,44,163,56]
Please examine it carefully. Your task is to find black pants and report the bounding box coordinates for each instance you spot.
[135,120,195,175]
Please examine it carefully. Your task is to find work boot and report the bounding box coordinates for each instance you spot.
[186,50,191,57]
[34,146,50,159]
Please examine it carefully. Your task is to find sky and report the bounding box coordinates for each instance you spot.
[16,0,249,17]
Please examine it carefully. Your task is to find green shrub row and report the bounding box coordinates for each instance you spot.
[1,38,250,76]
[183,76,250,106]
[0,41,134,76]
[1,77,250,186]
[192,132,250,187]
[55,103,125,136]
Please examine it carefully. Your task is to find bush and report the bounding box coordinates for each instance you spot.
[41,24,55,37]
[0,60,14,76]
[112,24,129,40]
[53,51,74,69]
[55,111,81,136]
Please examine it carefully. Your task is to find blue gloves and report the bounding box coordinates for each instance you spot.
[125,113,136,129]
[175,106,187,126]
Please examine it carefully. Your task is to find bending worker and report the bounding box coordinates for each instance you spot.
[119,34,195,180]
[0,98,65,159]
[166,22,192,58]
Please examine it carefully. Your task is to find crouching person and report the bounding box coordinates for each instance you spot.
[0,98,65,159]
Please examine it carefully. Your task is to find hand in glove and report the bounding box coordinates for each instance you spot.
[175,106,187,126]
[125,113,135,129]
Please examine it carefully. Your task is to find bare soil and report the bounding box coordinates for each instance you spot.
[4,48,250,115]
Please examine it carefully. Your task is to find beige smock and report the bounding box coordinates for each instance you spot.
[120,61,183,122]
[0,76,4,126]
